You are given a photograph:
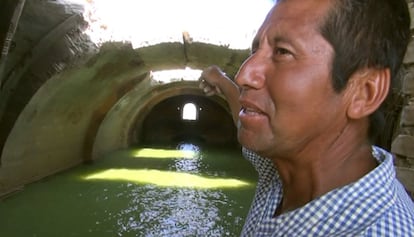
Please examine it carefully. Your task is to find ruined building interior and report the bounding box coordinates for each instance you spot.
[0,0,413,199]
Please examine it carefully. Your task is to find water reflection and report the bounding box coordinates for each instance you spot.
[113,185,243,236]
[176,142,200,152]
[174,142,201,172]
[0,144,256,237]
[110,143,249,236]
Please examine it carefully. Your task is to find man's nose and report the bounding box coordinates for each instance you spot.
[235,54,266,90]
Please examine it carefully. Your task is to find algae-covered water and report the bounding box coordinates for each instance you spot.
[0,143,257,237]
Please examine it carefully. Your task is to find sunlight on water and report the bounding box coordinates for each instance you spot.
[0,144,257,236]
[131,147,198,159]
[114,185,244,236]
[84,168,251,188]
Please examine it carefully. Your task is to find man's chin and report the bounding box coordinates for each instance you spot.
[238,135,260,152]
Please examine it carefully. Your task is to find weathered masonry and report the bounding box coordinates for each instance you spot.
[0,0,413,199]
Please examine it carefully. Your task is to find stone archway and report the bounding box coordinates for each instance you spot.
[0,0,413,199]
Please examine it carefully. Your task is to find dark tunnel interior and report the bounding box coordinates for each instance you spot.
[139,94,238,147]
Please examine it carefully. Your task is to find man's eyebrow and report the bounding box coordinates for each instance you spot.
[250,33,298,53]
[272,35,292,45]
[273,35,304,51]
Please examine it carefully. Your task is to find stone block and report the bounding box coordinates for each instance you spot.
[396,166,414,199]
[407,1,414,29]
[137,42,186,70]
[402,71,414,95]
[403,40,414,64]
[400,127,414,137]
[391,135,414,158]
[401,105,414,126]
[409,2,414,30]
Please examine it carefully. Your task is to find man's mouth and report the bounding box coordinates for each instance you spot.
[240,107,262,116]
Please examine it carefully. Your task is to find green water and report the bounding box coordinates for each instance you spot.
[0,143,257,237]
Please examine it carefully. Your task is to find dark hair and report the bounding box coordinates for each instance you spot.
[319,0,411,143]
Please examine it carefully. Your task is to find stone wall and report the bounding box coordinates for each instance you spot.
[391,1,414,199]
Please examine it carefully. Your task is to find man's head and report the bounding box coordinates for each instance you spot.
[320,0,411,92]
[234,0,410,158]
[320,0,411,143]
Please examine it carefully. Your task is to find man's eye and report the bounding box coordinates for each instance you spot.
[274,48,290,55]
[250,47,258,55]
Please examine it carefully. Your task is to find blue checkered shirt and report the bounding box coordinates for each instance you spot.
[241,146,414,237]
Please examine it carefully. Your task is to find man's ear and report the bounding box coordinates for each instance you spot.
[346,68,390,119]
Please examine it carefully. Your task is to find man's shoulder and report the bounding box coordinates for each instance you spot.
[363,180,414,236]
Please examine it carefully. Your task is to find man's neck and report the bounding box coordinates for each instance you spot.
[271,125,378,215]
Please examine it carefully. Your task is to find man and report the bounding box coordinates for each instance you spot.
[199,0,414,236]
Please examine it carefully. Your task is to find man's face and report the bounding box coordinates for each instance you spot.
[235,0,348,159]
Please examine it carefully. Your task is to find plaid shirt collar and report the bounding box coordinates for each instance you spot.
[272,146,396,236]
[241,146,401,236]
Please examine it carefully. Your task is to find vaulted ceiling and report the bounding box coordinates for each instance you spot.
[0,0,256,195]
[1,0,413,199]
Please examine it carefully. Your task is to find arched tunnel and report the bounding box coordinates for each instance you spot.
[0,0,413,199]
[138,93,237,146]
[0,0,249,196]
